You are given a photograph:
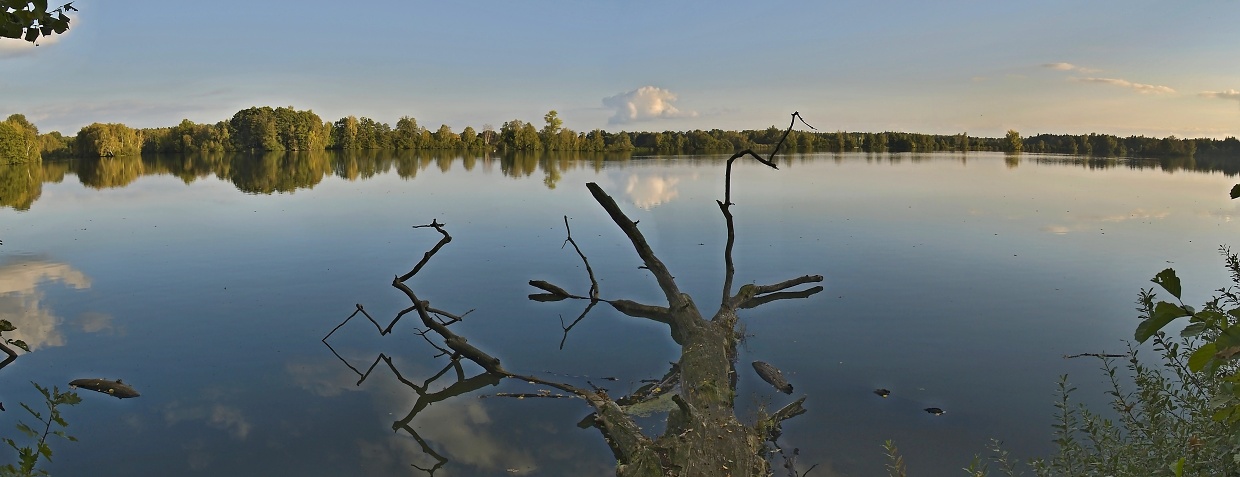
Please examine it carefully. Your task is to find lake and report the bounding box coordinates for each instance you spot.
[1,151,1238,476]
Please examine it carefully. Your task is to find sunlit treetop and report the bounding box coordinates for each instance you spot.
[0,1,75,44]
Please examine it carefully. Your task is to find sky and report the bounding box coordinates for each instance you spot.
[2,0,1240,139]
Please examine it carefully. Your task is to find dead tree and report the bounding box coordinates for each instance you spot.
[327,113,823,476]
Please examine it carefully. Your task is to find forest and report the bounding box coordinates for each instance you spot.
[2,107,1237,165]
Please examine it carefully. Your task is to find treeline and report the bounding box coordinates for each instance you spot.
[1022,133,1226,158]
[4,106,1240,164]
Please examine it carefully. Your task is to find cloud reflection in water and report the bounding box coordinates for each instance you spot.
[0,256,91,351]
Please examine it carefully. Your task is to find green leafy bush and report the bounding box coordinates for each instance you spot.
[1,382,81,477]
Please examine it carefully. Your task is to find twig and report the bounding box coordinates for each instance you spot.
[562,216,599,300]
[1063,352,1127,359]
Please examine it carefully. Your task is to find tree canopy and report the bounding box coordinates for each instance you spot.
[1,1,75,43]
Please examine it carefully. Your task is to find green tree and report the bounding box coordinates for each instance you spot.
[1005,129,1023,153]
[393,116,424,150]
[432,124,460,149]
[0,115,41,164]
[607,131,634,152]
[459,126,478,150]
[75,123,142,157]
[230,106,327,151]
[500,120,541,151]
[0,1,74,43]
[38,131,71,158]
[541,110,564,150]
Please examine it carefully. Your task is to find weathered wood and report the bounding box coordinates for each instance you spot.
[752,361,794,394]
[343,113,825,476]
[69,378,140,399]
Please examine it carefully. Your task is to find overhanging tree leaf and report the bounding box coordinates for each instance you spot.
[1151,268,1182,299]
[1189,342,1218,372]
[1135,301,1190,343]
[1181,321,1209,337]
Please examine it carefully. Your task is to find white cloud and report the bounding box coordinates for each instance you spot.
[1072,77,1175,94]
[1200,89,1240,102]
[0,258,91,352]
[625,174,680,209]
[602,86,697,125]
[1042,62,1099,73]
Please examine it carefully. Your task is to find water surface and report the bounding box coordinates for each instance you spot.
[1,151,1238,476]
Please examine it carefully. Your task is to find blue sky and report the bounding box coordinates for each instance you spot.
[3,0,1239,138]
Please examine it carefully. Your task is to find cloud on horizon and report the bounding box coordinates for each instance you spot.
[1072,77,1175,94]
[1200,89,1240,102]
[1042,62,1099,73]
[602,86,697,125]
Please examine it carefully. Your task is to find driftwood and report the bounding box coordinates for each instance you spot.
[753,361,794,394]
[326,112,824,476]
[68,378,140,399]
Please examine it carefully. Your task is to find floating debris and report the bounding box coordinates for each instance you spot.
[69,378,140,399]
[752,361,793,394]
[874,388,890,398]
[924,407,945,416]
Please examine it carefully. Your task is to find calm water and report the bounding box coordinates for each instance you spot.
[1,151,1238,476]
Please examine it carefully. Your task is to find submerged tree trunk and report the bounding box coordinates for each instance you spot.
[326,113,822,476]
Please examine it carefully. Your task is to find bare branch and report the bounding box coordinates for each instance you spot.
[719,112,816,303]
[562,215,600,300]
[400,220,451,282]
[586,182,686,307]
[558,300,599,349]
[750,275,825,296]
[0,341,17,370]
[605,299,673,323]
[739,286,824,309]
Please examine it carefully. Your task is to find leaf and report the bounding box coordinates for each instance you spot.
[1181,322,1209,337]
[1170,457,1185,477]
[10,339,30,352]
[15,422,36,438]
[1188,342,1218,372]
[0,319,14,332]
[1231,183,1240,199]
[1151,268,1182,299]
[1135,301,1190,342]
[1192,309,1226,325]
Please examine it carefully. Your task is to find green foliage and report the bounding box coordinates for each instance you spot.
[1,318,30,353]
[1,382,80,477]
[141,119,231,154]
[1136,252,1240,431]
[228,106,329,152]
[907,256,1240,477]
[74,123,142,157]
[1005,130,1023,153]
[0,1,74,44]
[882,440,907,477]
[0,115,41,164]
